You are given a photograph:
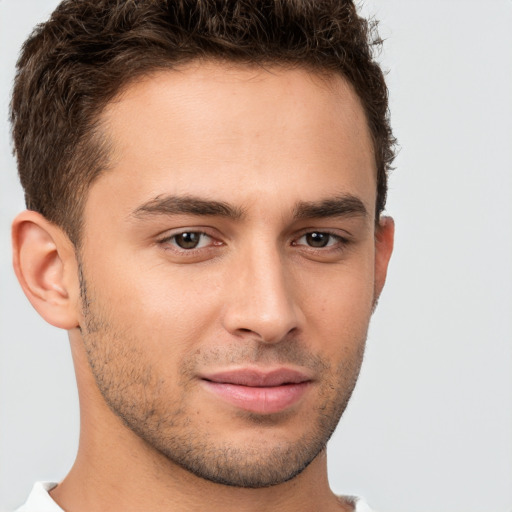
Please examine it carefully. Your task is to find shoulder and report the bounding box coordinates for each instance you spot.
[339,494,378,512]
[354,499,378,512]
[15,482,63,512]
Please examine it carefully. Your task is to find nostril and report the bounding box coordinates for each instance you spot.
[238,328,253,334]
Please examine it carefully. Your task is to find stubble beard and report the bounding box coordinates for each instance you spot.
[78,263,366,488]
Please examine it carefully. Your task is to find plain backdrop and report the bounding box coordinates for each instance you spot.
[1,1,511,511]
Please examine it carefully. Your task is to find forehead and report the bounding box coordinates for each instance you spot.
[90,62,376,220]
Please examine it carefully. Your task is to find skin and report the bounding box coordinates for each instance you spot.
[12,62,394,512]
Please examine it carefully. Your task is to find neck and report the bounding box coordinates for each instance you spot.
[52,421,346,512]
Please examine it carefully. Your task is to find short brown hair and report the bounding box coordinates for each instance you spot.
[11,0,396,244]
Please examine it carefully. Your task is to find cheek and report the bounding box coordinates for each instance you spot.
[86,256,226,354]
[297,258,376,349]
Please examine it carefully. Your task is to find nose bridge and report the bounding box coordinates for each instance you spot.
[222,239,300,343]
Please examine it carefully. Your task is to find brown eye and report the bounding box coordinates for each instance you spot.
[173,232,203,249]
[305,232,331,248]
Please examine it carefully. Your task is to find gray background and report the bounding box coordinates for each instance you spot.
[1,1,511,511]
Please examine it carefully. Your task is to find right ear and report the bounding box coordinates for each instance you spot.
[12,210,81,330]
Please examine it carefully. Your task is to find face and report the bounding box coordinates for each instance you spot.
[76,62,389,488]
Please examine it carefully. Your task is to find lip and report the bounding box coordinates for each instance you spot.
[199,368,313,414]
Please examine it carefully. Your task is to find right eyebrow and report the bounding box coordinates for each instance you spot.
[130,194,245,220]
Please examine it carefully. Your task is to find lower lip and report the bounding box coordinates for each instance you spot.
[201,380,310,414]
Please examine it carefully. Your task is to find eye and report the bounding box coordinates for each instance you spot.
[295,232,342,248]
[166,231,212,250]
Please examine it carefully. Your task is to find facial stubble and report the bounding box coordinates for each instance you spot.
[78,262,367,488]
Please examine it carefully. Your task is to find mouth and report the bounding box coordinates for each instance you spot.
[199,368,313,415]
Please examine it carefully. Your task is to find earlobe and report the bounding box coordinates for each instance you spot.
[12,211,80,330]
[373,215,395,304]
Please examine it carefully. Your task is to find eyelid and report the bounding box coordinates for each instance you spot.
[157,225,217,239]
[292,229,351,245]
[157,228,222,251]
[155,226,352,256]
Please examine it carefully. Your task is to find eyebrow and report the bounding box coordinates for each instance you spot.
[131,195,245,220]
[293,195,368,220]
[130,193,368,222]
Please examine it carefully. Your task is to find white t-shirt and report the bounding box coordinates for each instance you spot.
[16,482,377,511]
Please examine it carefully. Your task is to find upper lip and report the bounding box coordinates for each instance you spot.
[200,368,312,387]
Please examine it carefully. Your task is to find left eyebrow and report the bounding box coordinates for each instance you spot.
[293,195,368,220]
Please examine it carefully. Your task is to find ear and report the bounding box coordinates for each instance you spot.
[12,210,80,330]
[373,215,395,303]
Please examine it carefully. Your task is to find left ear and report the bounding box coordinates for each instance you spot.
[374,215,394,302]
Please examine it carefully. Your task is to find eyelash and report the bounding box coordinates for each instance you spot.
[157,229,350,254]
[158,231,219,252]
[292,231,348,251]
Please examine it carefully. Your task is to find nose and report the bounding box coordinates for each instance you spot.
[222,246,301,344]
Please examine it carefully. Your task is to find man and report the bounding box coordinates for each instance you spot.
[10,1,395,510]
